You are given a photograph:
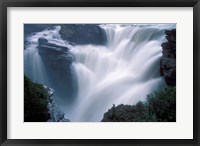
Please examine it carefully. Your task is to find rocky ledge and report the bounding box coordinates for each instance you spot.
[43,85,70,122]
[37,38,75,102]
[59,24,107,45]
[160,29,176,86]
[37,38,72,71]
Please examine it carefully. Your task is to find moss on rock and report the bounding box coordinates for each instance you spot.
[24,76,50,122]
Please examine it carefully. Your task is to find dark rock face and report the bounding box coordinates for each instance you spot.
[24,24,57,35]
[160,29,176,86]
[59,24,107,45]
[165,30,176,42]
[38,38,48,44]
[38,38,76,104]
[38,38,72,71]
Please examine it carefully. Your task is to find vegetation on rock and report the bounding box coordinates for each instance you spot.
[101,86,176,122]
[24,76,50,122]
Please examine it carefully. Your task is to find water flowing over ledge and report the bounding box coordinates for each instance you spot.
[24,24,176,122]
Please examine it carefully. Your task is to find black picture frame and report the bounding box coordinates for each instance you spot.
[0,0,199,145]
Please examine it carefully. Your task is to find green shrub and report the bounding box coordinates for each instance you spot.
[24,76,50,122]
[147,86,176,122]
[102,86,176,122]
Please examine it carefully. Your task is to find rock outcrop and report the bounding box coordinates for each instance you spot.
[160,29,176,86]
[38,38,70,54]
[38,38,76,104]
[59,24,107,45]
[24,24,57,49]
[43,85,70,122]
[101,104,147,122]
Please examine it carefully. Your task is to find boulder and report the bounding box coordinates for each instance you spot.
[38,38,48,45]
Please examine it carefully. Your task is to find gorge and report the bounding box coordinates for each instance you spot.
[24,24,176,122]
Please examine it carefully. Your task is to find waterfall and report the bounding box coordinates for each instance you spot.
[24,24,175,122]
[24,26,73,107]
[68,24,175,121]
[24,26,71,84]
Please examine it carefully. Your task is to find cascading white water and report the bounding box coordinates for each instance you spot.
[24,24,175,122]
[24,26,74,108]
[68,24,175,122]
[24,26,71,85]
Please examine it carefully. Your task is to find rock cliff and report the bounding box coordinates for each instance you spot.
[160,29,176,86]
[37,38,76,104]
[59,24,107,45]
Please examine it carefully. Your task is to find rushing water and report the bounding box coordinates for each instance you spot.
[24,24,175,122]
[24,26,71,84]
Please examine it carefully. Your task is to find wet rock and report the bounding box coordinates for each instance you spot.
[59,24,107,45]
[38,38,75,103]
[165,29,176,42]
[24,24,58,50]
[43,85,55,97]
[160,29,176,86]
[38,38,69,53]
[38,38,48,44]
